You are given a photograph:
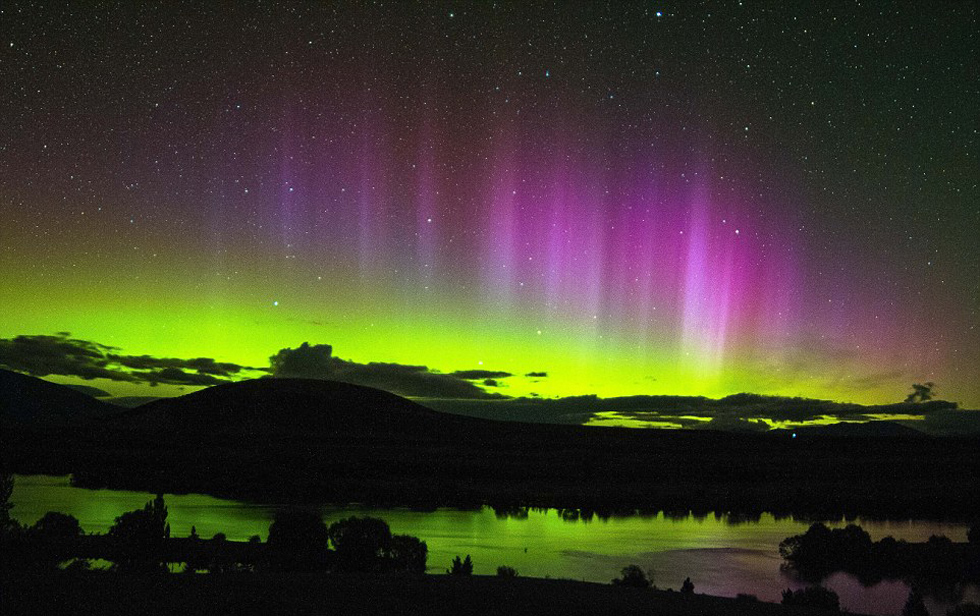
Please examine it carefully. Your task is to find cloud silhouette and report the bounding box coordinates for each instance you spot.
[269,342,506,399]
[525,371,548,377]
[451,370,512,380]
[0,334,134,382]
[112,355,255,377]
[0,333,258,386]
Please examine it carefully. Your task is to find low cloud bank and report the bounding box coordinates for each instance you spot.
[0,333,263,387]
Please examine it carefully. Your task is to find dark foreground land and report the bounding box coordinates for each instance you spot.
[3,371,979,518]
[0,572,859,616]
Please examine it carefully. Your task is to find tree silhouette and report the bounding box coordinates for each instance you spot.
[681,577,695,594]
[905,382,935,403]
[389,534,427,573]
[266,509,330,572]
[206,532,235,573]
[612,564,651,588]
[107,494,170,573]
[448,554,473,575]
[0,473,27,576]
[327,516,392,572]
[967,523,979,545]
[184,525,206,573]
[0,472,13,532]
[30,511,82,570]
[496,565,518,578]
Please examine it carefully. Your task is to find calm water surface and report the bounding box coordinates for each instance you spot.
[10,475,978,615]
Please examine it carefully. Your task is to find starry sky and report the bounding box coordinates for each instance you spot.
[1,2,977,408]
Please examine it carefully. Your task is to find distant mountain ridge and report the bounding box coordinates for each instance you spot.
[0,368,118,426]
[770,421,926,438]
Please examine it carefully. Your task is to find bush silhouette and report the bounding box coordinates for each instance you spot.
[781,586,840,612]
[266,509,330,571]
[107,494,170,573]
[448,554,473,575]
[947,603,980,616]
[612,564,651,588]
[497,565,518,578]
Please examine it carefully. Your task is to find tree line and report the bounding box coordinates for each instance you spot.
[0,476,428,575]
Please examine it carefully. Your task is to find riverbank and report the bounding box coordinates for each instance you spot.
[1,572,862,616]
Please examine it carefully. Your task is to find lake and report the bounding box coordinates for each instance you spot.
[10,475,978,615]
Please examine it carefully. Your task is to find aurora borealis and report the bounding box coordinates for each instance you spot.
[1,3,978,408]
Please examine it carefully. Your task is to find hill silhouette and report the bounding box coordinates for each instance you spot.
[0,368,117,426]
[115,377,485,437]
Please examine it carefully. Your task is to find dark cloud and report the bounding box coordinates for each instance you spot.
[112,354,257,376]
[0,333,257,386]
[451,370,512,380]
[0,334,134,382]
[269,342,505,399]
[525,371,548,378]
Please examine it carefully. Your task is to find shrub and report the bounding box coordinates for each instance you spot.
[497,565,518,578]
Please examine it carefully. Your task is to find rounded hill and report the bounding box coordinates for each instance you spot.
[116,377,480,437]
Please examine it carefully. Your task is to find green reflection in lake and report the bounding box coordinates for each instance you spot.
[9,475,976,615]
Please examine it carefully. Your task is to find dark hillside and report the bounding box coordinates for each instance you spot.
[0,368,117,427]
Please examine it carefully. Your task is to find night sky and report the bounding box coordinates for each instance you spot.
[1,2,977,408]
